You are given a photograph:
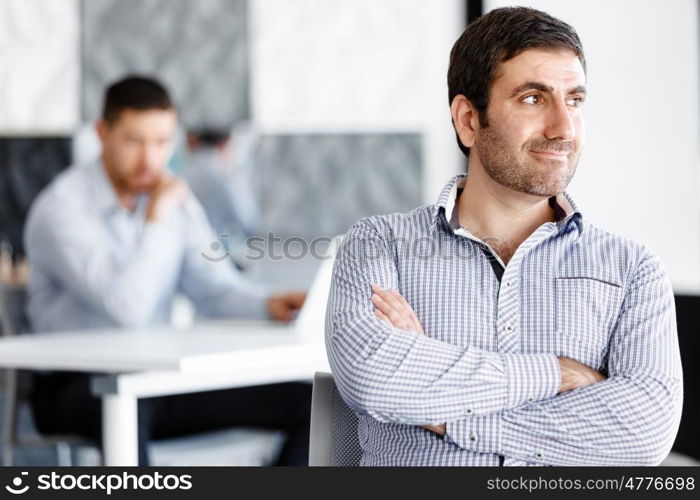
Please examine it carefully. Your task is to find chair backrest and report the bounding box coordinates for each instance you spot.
[0,283,28,465]
[309,372,362,466]
[0,283,27,338]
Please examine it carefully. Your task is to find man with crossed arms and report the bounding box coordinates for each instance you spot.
[325,7,683,466]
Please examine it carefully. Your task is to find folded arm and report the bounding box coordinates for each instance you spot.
[326,219,562,424]
[444,253,683,466]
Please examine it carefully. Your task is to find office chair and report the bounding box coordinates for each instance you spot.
[0,282,94,466]
[308,372,362,466]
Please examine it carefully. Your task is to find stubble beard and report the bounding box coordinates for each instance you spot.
[475,123,580,197]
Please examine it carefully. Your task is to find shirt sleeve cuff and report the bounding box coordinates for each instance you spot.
[499,416,552,464]
[503,353,560,408]
[444,413,502,454]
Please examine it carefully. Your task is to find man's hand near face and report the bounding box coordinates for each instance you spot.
[145,174,189,223]
[370,285,607,437]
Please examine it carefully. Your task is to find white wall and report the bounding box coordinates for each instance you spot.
[250,0,466,204]
[421,0,468,205]
[486,0,700,292]
[0,0,80,134]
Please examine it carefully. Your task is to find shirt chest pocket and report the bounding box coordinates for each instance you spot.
[554,276,622,370]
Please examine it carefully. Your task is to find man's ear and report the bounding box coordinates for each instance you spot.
[450,95,480,150]
[95,119,109,144]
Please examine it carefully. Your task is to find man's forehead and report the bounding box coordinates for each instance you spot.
[112,108,177,130]
[493,48,586,93]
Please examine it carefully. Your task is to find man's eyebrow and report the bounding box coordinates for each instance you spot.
[510,81,552,97]
[567,84,587,95]
[509,82,587,97]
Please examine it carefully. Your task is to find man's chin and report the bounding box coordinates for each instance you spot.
[529,163,576,195]
[524,178,572,197]
[128,181,156,194]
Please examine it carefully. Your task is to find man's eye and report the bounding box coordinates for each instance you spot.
[522,95,541,104]
[567,96,585,107]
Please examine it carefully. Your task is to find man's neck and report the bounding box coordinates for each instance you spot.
[457,163,556,265]
[101,158,138,212]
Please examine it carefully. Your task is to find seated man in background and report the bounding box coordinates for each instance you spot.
[183,126,260,262]
[24,76,310,466]
[326,7,682,466]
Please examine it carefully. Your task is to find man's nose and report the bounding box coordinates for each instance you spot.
[140,143,162,169]
[543,100,576,142]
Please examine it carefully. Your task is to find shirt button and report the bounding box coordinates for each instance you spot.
[535,451,544,459]
[506,325,513,331]
[466,409,473,414]
[505,281,511,287]
[469,434,477,443]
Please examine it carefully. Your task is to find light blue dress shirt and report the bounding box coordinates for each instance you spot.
[24,160,269,333]
[183,148,260,246]
[326,174,683,466]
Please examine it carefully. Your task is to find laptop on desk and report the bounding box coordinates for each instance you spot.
[217,234,344,341]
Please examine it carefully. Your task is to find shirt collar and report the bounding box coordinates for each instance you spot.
[433,173,584,236]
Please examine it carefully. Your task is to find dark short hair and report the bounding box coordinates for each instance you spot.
[447,7,586,156]
[187,128,231,147]
[102,76,174,124]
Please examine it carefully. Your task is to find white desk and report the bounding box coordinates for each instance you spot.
[0,320,330,466]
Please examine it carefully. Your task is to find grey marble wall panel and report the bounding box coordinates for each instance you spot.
[252,134,422,238]
[81,0,249,128]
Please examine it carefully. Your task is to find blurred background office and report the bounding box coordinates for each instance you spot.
[0,0,699,465]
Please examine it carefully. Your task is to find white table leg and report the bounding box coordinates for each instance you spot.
[101,393,138,466]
